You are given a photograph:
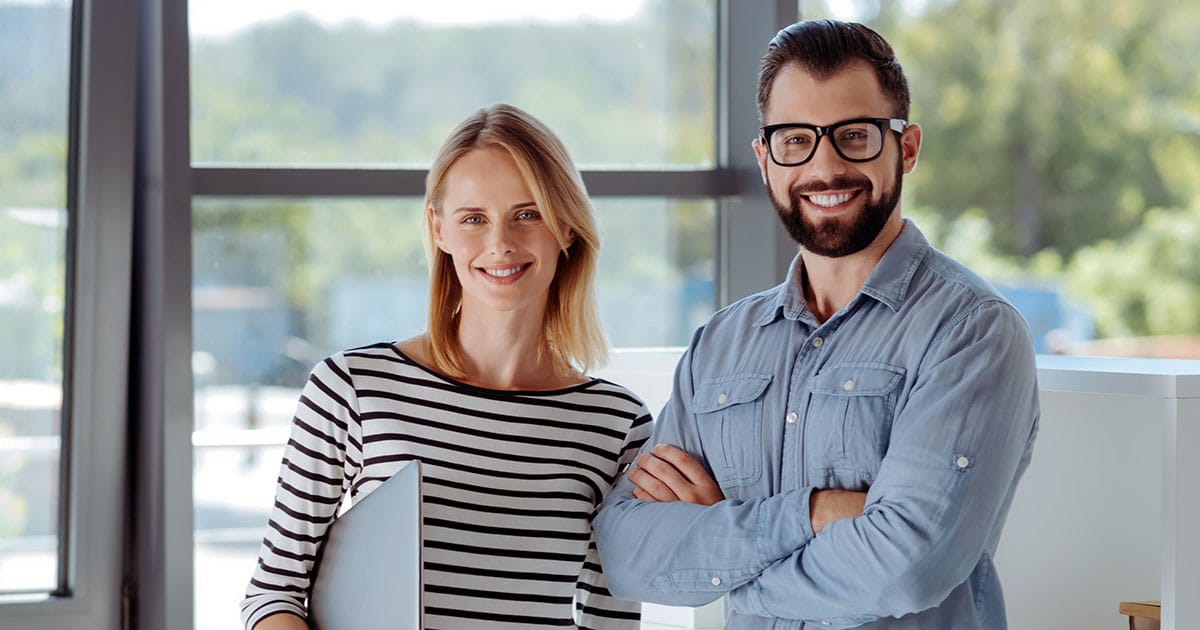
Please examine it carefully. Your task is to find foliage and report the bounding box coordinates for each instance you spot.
[803,0,1200,342]
[1066,198,1200,338]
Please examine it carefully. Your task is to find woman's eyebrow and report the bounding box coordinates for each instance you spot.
[450,201,536,214]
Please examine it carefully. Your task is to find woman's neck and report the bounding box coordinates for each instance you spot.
[408,307,584,391]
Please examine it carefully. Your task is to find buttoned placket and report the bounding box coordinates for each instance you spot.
[783,318,826,495]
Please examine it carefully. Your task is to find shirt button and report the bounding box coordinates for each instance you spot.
[956,456,971,469]
[786,411,798,424]
[717,393,728,404]
[811,336,824,348]
[710,576,721,586]
[842,379,856,392]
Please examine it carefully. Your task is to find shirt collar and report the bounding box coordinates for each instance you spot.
[754,219,930,327]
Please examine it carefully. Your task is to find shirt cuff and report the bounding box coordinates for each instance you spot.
[756,486,815,564]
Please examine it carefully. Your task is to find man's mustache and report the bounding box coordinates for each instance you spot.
[791,176,872,196]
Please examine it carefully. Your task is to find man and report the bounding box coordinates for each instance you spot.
[593,19,1039,629]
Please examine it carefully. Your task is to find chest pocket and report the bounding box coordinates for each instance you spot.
[804,363,904,482]
[692,374,770,489]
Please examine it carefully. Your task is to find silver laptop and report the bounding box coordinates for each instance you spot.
[309,460,423,630]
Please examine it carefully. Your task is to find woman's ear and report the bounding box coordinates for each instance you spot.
[429,206,450,253]
[563,228,577,249]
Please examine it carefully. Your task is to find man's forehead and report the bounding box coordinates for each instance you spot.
[763,60,890,124]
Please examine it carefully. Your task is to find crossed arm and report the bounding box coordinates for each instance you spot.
[595,303,1039,624]
[629,443,866,534]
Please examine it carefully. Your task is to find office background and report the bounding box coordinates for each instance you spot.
[2,0,1199,628]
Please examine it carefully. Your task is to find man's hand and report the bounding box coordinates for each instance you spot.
[628,444,725,506]
[809,489,867,534]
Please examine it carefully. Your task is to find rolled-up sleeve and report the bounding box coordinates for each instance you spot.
[727,301,1040,625]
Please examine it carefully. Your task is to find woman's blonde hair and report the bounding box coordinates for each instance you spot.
[422,103,607,379]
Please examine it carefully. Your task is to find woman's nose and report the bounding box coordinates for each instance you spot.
[486,221,515,254]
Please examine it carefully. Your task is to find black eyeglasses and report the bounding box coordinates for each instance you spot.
[759,118,907,167]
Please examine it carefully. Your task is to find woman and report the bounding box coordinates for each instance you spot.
[240,104,651,629]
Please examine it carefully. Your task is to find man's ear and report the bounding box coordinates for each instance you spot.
[901,122,922,174]
[752,137,769,185]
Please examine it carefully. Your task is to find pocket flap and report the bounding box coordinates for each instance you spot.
[810,364,904,396]
[692,374,772,412]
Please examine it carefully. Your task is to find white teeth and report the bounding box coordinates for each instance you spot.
[483,265,524,278]
[808,193,853,207]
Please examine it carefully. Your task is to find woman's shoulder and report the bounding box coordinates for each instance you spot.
[571,378,651,416]
[304,340,417,384]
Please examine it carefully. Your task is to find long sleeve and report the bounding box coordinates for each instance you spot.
[594,331,819,608]
[239,354,362,629]
[574,537,641,629]
[726,301,1039,627]
[575,402,652,628]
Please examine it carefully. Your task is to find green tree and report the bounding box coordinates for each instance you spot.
[891,0,1200,257]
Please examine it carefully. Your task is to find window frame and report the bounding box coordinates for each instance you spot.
[0,0,136,627]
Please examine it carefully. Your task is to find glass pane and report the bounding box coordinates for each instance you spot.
[799,0,1200,358]
[0,0,73,595]
[191,197,715,630]
[189,1,717,167]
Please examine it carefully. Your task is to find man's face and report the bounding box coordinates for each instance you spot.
[754,61,921,258]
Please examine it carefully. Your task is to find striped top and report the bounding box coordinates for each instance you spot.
[240,342,652,629]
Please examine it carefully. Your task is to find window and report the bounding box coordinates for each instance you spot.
[0,0,132,628]
[190,1,716,168]
[188,3,728,629]
[0,0,73,597]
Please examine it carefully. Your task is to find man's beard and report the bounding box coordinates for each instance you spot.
[769,158,903,258]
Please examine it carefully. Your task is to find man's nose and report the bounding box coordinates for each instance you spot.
[804,136,849,180]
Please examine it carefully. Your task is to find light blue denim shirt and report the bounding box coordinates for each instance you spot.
[594,220,1039,629]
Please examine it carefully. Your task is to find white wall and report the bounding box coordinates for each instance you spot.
[997,388,1161,629]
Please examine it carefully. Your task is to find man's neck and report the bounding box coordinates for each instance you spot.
[800,218,904,323]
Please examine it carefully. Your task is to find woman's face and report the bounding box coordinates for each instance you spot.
[431,146,571,318]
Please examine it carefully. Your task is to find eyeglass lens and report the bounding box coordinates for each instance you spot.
[770,121,884,165]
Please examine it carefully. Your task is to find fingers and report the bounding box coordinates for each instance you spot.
[651,444,725,505]
[632,486,658,502]
[627,452,686,502]
[626,445,726,506]
[649,444,711,486]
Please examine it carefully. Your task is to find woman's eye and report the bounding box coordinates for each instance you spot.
[516,209,541,221]
[462,215,484,224]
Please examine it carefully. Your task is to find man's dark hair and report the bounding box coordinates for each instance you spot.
[757,19,910,122]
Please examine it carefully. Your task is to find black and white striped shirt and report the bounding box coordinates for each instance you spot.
[241,342,652,629]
